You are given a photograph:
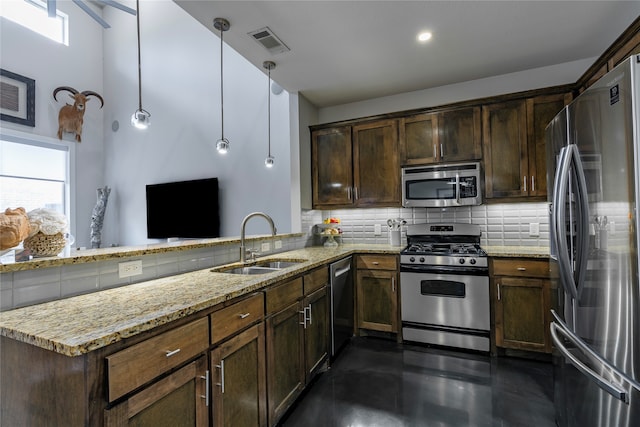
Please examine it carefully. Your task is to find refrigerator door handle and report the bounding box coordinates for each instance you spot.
[550,320,629,403]
[551,310,640,393]
[553,146,579,299]
[568,144,591,298]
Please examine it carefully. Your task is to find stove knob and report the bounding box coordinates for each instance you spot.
[459,258,465,265]
[470,258,477,265]
[410,257,415,263]
[419,257,425,263]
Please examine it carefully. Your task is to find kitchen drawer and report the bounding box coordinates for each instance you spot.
[211,293,264,344]
[303,266,329,295]
[106,316,209,402]
[491,258,550,278]
[356,254,397,271]
[265,277,303,315]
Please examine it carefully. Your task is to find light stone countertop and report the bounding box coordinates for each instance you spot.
[483,245,550,258]
[0,245,400,357]
[0,233,304,273]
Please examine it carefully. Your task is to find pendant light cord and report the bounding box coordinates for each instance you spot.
[267,67,271,157]
[136,0,142,111]
[220,25,225,139]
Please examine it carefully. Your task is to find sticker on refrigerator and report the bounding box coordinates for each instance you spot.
[610,84,620,105]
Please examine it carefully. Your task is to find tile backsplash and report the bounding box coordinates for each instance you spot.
[302,202,551,248]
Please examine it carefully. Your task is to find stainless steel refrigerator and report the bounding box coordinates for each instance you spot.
[546,54,640,427]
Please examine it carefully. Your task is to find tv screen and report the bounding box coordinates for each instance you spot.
[146,177,220,239]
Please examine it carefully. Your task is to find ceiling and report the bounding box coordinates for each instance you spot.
[174,1,640,108]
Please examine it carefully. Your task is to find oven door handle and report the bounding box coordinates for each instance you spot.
[400,264,488,275]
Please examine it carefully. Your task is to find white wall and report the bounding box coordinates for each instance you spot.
[317,57,596,124]
[100,0,292,246]
[0,3,105,247]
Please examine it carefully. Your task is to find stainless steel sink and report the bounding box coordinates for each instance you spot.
[211,258,307,275]
[221,266,281,275]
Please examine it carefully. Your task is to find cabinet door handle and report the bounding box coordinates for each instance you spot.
[165,348,181,357]
[307,304,312,325]
[517,267,526,271]
[200,370,210,406]
[299,309,307,328]
[354,186,359,200]
[440,143,444,159]
[239,312,250,319]
[531,175,535,192]
[497,283,501,301]
[347,187,352,201]
[523,176,527,192]
[433,142,437,158]
[215,361,225,394]
[392,277,396,293]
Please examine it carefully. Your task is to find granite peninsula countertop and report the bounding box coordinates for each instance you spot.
[0,232,305,273]
[0,245,401,357]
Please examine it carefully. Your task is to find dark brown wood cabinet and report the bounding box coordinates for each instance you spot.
[210,323,267,427]
[355,254,399,334]
[491,258,552,353]
[311,126,353,207]
[210,293,267,427]
[311,120,400,208]
[265,267,329,426]
[105,356,209,427]
[352,120,401,206]
[483,94,567,200]
[399,107,481,165]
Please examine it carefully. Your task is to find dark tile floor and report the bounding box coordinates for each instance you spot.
[280,338,556,427]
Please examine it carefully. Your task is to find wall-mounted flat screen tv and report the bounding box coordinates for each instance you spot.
[146,177,220,239]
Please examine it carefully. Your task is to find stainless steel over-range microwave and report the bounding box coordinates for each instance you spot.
[402,162,483,207]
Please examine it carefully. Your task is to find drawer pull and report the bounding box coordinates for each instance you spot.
[165,348,181,357]
[239,312,251,319]
[517,267,527,271]
[372,261,380,265]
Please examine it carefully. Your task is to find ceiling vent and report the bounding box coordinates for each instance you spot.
[248,27,290,55]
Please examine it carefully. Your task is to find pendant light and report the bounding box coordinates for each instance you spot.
[131,0,150,129]
[214,18,230,154]
[263,61,276,168]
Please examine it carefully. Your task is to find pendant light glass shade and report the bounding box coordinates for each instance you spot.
[214,18,230,153]
[131,0,150,130]
[263,61,276,169]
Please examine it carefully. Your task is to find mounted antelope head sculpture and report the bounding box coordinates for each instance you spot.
[53,86,104,142]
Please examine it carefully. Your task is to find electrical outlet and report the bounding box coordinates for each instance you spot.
[374,224,382,236]
[261,242,271,252]
[529,222,540,237]
[119,260,142,278]
[274,240,282,249]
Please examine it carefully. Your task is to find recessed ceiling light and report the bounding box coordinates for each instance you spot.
[417,31,432,42]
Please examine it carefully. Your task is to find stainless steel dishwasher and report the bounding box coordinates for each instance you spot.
[329,256,354,358]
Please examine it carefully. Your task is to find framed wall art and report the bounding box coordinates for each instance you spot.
[1,69,35,127]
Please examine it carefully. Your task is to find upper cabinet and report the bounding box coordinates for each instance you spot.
[312,126,353,207]
[312,119,400,209]
[399,106,481,165]
[483,93,568,200]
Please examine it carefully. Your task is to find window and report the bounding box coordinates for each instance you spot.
[0,130,74,237]
[0,0,69,45]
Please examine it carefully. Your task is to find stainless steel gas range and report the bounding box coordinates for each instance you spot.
[400,223,490,352]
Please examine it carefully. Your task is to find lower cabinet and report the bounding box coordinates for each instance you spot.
[491,257,552,353]
[104,356,209,427]
[355,254,399,334]
[265,267,329,426]
[210,323,267,427]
